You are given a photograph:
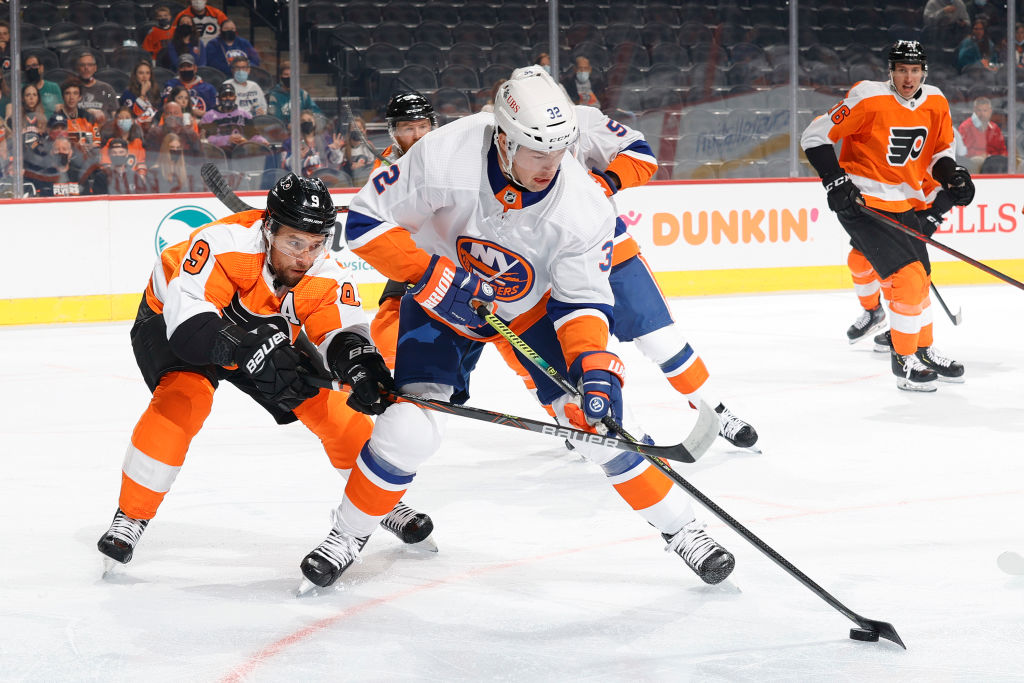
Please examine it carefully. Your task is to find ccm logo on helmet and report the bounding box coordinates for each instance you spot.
[245,331,288,374]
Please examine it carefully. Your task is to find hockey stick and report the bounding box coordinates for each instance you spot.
[473,304,718,462]
[859,204,1024,293]
[200,162,351,215]
[339,101,392,167]
[929,283,962,326]
[472,305,905,648]
[303,374,700,463]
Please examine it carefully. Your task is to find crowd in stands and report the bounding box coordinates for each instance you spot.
[1,0,1023,193]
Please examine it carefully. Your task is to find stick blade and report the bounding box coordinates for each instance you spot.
[952,308,963,326]
[683,400,721,462]
[856,618,906,649]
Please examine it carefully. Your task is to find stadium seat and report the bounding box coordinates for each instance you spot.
[92,23,132,54]
[96,68,129,93]
[447,43,488,72]
[49,23,90,55]
[396,64,439,93]
[412,21,452,48]
[451,22,492,47]
[406,43,446,71]
[432,87,473,115]
[439,64,480,90]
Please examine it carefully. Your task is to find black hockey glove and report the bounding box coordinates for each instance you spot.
[231,324,318,410]
[916,190,954,237]
[942,165,975,206]
[822,172,863,221]
[327,332,395,415]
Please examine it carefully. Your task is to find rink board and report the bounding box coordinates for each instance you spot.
[1,178,1022,325]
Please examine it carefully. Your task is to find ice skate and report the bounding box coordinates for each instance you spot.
[847,304,886,344]
[915,346,965,383]
[663,520,735,585]
[715,403,760,452]
[379,501,437,551]
[297,511,368,595]
[97,509,149,573]
[873,330,892,353]
[891,350,937,392]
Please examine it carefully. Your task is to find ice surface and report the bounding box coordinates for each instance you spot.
[1,287,1022,681]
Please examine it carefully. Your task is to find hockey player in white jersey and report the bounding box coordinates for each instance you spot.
[491,92,759,449]
[298,68,735,589]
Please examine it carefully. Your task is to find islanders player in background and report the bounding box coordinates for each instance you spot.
[299,68,736,590]
[368,86,759,449]
[97,174,434,572]
[801,40,973,392]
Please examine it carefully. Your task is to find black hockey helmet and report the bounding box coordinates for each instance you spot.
[385,91,437,130]
[888,40,927,72]
[265,173,336,235]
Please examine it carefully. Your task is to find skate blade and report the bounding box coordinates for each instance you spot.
[936,375,965,384]
[295,578,323,598]
[407,535,439,553]
[896,378,938,392]
[101,556,121,578]
[849,323,885,345]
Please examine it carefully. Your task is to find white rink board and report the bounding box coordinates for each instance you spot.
[1,178,1022,304]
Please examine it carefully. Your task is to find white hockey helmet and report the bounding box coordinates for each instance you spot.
[493,66,578,182]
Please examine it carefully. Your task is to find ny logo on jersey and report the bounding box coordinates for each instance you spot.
[456,236,535,302]
[887,127,928,166]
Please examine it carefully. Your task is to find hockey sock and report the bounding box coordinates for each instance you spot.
[119,371,214,520]
[599,450,695,532]
[294,389,374,472]
[848,248,882,310]
[336,442,415,537]
[882,262,928,356]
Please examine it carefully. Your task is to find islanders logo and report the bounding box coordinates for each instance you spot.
[455,236,534,302]
[154,205,216,256]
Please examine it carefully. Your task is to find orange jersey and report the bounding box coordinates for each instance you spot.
[371,144,401,172]
[801,80,954,212]
[146,210,371,353]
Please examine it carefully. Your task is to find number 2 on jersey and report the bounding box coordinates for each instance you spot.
[371,166,400,194]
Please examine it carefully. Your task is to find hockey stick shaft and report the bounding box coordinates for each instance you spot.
[474,304,640,442]
[200,162,351,215]
[859,204,1024,292]
[929,283,962,325]
[302,375,697,463]
[472,308,904,647]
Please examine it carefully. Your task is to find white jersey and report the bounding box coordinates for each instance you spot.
[573,105,657,176]
[345,112,617,340]
[228,79,267,117]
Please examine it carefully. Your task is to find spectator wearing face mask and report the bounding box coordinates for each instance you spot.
[206,20,261,76]
[163,54,217,116]
[225,56,266,116]
[102,107,148,172]
[157,16,207,71]
[144,100,201,157]
[143,5,176,60]
[174,0,229,46]
[282,110,342,177]
[266,60,322,121]
[23,55,62,119]
[200,81,267,151]
[563,56,603,107]
[75,52,119,125]
[534,52,552,75]
[342,116,376,184]
[957,96,1007,171]
[101,137,146,194]
[149,133,197,193]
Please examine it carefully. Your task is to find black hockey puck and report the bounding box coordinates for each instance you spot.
[849,627,880,642]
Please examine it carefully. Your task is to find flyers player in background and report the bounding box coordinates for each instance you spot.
[97,174,435,573]
[801,40,974,392]
[299,67,735,590]
[368,91,439,367]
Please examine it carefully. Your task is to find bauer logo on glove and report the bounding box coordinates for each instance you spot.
[244,330,288,374]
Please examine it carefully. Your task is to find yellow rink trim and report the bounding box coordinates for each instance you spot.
[3,260,1023,326]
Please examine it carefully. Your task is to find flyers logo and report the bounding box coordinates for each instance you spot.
[887,127,927,166]
[455,237,535,302]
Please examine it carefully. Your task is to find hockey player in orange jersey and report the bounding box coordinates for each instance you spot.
[96,174,434,572]
[801,40,973,392]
